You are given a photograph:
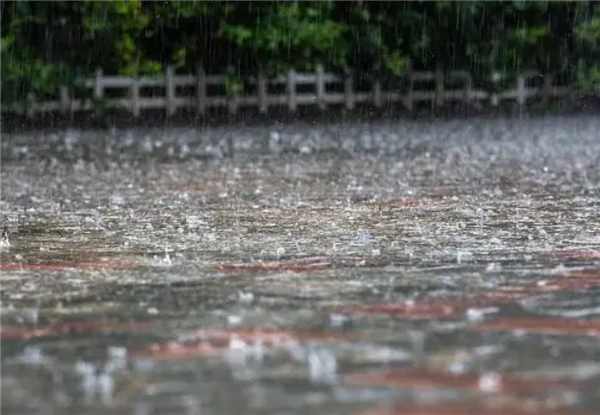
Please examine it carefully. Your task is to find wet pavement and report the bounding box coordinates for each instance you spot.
[1,116,600,415]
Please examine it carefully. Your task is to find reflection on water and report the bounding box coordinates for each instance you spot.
[1,116,600,415]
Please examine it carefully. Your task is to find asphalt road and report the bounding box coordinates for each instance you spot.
[1,115,599,415]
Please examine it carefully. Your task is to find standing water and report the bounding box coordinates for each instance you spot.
[1,116,600,415]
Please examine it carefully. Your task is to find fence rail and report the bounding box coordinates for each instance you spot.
[2,65,572,118]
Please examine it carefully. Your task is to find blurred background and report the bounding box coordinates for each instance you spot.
[2,1,599,107]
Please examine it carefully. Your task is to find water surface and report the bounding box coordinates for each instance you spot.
[2,116,600,415]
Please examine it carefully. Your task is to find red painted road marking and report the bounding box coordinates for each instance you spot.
[559,268,600,280]
[128,327,353,360]
[1,320,151,340]
[553,251,600,260]
[474,317,600,337]
[345,368,581,393]
[358,404,594,415]
[0,261,136,272]
[334,292,527,320]
[334,267,600,320]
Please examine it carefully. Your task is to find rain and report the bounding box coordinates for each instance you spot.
[1,2,600,415]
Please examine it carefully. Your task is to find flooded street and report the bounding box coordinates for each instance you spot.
[1,116,600,415]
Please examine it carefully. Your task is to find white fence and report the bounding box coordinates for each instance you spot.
[2,65,571,118]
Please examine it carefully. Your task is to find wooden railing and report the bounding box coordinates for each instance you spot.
[1,65,571,118]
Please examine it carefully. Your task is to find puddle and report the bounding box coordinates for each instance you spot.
[2,116,600,414]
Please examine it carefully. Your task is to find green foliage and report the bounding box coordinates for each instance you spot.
[576,66,600,92]
[1,0,600,105]
[82,1,160,76]
[577,14,600,44]
[343,4,408,77]
[1,2,81,102]
[575,5,600,92]
[219,2,347,74]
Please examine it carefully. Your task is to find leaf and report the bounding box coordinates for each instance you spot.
[0,36,15,53]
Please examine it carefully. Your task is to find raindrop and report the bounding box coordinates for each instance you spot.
[466,307,498,321]
[308,348,337,384]
[456,250,473,264]
[275,246,286,258]
[227,315,243,325]
[106,347,128,372]
[478,372,502,393]
[97,371,114,405]
[238,291,254,303]
[15,346,48,365]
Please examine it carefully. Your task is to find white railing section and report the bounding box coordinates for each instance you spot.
[2,65,571,118]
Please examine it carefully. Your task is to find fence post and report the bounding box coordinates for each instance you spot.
[373,79,382,108]
[287,69,297,112]
[516,74,526,118]
[60,86,70,114]
[404,72,413,111]
[25,93,36,119]
[542,73,553,104]
[165,65,176,117]
[225,66,239,115]
[228,84,239,115]
[258,70,268,114]
[463,72,473,106]
[94,69,104,99]
[491,72,500,106]
[195,65,206,115]
[344,69,355,110]
[316,64,326,110]
[130,78,140,117]
[435,70,445,107]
